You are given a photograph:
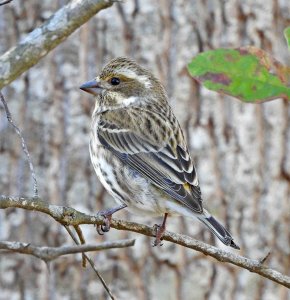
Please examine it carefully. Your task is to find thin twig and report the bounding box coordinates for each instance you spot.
[0,92,38,196]
[64,226,116,300]
[259,252,271,264]
[0,0,13,6]
[0,239,135,261]
[0,195,290,288]
[73,225,86,267]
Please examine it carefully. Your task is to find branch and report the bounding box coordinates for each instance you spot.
[0,239,135,262]
[1,195,290,289]
[64,225,116,300]
[0,0,119,89]
[73,225,87,267]
[0,0,13,6]
[0,92,38,196]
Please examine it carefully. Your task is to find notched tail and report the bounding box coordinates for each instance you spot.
[198,215,240,250]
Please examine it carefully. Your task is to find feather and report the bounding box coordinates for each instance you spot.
[98,108,203,214]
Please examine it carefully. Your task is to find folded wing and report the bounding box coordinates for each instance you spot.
[97,110,203,214]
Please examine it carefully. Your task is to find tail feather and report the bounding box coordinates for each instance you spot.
[198,214,240,250]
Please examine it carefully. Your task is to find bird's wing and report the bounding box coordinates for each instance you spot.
[97,109,203,213]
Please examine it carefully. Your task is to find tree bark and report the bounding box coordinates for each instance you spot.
[0,0,289,299]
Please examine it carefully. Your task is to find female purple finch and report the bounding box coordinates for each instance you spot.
[80,57,239,249]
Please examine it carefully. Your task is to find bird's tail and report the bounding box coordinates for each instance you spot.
[198,212,240,249]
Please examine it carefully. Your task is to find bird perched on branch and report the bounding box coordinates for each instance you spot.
[80,57,239,249]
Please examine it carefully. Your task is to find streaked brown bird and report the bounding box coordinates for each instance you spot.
[80,57,239,249]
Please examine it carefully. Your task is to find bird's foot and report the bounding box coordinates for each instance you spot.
[152,213,168,247]
[96,214,112,235]
[96,204,127,235]
[152,224,166,246]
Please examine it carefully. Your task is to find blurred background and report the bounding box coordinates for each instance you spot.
[0,0,289,299]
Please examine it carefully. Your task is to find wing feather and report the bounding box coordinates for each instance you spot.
[97,111,203,213]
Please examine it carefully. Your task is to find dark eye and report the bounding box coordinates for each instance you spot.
[110,77,120,85]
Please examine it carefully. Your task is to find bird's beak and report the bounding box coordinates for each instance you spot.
[79,79,103,96]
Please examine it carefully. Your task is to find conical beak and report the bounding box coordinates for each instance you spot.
[79,79,103,96]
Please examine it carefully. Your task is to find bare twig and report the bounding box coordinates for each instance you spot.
[0,239,135,261]
[0,0,13,6]
[0,92,38,196]
[259,251,271,264]
[64,226,116,300]
[73,225,87,267]
[0,0,119,89]
[0,195,290,288]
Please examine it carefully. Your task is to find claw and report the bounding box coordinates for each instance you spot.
[95,204,126,236]
[153,225,164,246]
[96,215,111,235]
[152,239,164,247]
[96,225,105,235]
[101,215,111,232]
[152,213,168,247]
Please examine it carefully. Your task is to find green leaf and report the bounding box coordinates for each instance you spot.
[187,47,290,103]
[284,27,290,50]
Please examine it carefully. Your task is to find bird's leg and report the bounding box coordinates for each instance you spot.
[96,204,127,235]
[153,213,168,246]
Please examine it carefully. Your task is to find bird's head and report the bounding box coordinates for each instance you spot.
[80,57,167,112]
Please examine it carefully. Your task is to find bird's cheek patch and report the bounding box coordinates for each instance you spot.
[123,96,138,106]
[135,75,152,88]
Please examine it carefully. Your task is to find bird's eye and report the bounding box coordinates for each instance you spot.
[110,77,120,86]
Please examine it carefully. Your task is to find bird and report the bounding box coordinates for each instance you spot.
[80,57,239,249]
